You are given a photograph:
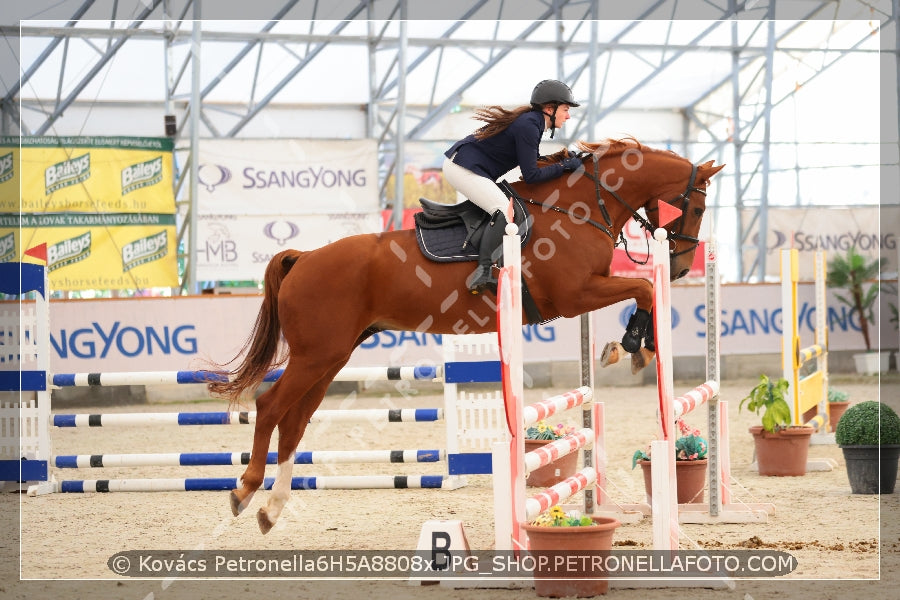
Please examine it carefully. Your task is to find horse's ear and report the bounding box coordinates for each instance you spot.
[698,162,726,182]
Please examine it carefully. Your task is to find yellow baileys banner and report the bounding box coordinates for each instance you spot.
[1,136,178,290]
[5,136,175,214]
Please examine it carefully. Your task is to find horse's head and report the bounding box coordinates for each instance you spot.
[644,159,725,279]
[558,140,724,281]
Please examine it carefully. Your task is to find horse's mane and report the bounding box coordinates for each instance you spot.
[538,136,680,166]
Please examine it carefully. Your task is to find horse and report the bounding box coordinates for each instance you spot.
[207,138,724,534]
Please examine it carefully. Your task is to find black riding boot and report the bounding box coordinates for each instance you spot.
[467,210,509,295]
[621,308,652,354]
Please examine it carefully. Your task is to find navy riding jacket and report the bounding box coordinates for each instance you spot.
[444,110,565,183]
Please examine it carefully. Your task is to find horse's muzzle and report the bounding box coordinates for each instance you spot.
[672,267,689,281]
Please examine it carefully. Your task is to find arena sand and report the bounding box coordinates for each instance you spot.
[2,374,897,599]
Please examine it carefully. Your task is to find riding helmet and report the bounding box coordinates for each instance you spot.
[530,79,580,107]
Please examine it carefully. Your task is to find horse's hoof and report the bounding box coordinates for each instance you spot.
[257,508,274,535]
[230,490,250,516]
[631,347,656,374]
[599,341,623,367]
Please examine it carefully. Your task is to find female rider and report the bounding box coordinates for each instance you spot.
[442,79,582,294]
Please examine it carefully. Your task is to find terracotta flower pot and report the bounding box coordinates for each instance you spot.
[522,515,621,597]
[525,439,579,488]
[828,401,851,433]
[749,425,813,476]
[638,458,708,504]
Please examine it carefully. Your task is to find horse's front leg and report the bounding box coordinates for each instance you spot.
[572,275,656,372]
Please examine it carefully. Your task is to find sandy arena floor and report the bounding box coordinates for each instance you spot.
[2,374,898,599]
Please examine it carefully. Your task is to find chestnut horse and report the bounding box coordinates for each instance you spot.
[208,138,724,533]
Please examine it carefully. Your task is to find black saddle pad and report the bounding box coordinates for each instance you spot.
[413,197,532,263]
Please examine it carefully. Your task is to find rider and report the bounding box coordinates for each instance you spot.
[442,79,582,295]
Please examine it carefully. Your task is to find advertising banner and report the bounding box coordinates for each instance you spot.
[1,136,178,290]
[197,139,379,215]
[1,213,177,290]
[6,136,175,214]
[195,212,383,281]
[742,206,897,279]
[26,281,898,375]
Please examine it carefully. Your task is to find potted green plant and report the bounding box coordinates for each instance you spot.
[632,419,708,504]
[826,246,887,374]
[835,400,900,494]
[826,388,851,433]
[740,374,814,476]
[522,505,620,597]
[525,420,578,487]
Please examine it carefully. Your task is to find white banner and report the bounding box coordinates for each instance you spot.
[30,280,898,375]
[197,139,379,215]
[743,205,898,279]
[195,213,383,281]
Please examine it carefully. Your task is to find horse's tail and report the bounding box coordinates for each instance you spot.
[207,249,303,404]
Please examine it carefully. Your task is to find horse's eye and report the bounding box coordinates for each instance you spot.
[693,208,704,218]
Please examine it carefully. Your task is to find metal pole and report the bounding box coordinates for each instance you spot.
[393,6,407,231]
[756,16,776,282]
[187,2,201,294]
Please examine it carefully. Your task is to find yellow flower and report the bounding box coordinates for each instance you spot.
[531,513,555,526]
[549,505,567,522]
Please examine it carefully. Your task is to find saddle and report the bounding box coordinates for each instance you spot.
[413,182,543,324]
[413,192,532,263]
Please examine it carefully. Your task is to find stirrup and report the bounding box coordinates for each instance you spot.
[467,264,496,295]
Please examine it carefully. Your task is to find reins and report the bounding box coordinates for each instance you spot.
[516,151,706,263]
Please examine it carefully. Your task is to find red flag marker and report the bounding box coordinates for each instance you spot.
[657,201,682,227]
[24,243,48,263]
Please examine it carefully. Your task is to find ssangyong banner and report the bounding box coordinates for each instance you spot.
[195,213,383,281]
[743,206,898,279]
[22,281,897,375]
[197,139,379,215]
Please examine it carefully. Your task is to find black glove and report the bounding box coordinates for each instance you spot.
[561,155,582,171]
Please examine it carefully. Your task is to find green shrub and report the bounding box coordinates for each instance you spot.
[834,401,900,446]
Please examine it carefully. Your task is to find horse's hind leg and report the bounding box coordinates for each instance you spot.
[256,361,349,534]
[255,399,310,534]
[230,382,289,516]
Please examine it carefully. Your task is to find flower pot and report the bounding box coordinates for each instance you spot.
[749,425,813,476]
[637,458,707,504]
[525,439,579,488]
[839,445,900,494]
[853,351,889,375]
[523,516,621,597]
[827,401,851,433]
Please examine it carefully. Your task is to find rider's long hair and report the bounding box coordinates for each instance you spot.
[473,104,544,140]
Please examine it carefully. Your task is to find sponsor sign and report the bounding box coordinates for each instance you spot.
[7,136,175,214]
[742,206,897,279]
[195,213,383,281]
[1,213,178,291]
[24,281,897,374]
[197,139,379,215]
[1,136,177,290]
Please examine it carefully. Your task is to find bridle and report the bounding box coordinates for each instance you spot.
[517,152,706,261]
[641,161,707,258]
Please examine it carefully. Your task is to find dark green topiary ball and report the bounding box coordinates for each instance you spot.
[835,401,900,446]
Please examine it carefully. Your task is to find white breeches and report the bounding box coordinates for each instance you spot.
[442,156,509,215]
